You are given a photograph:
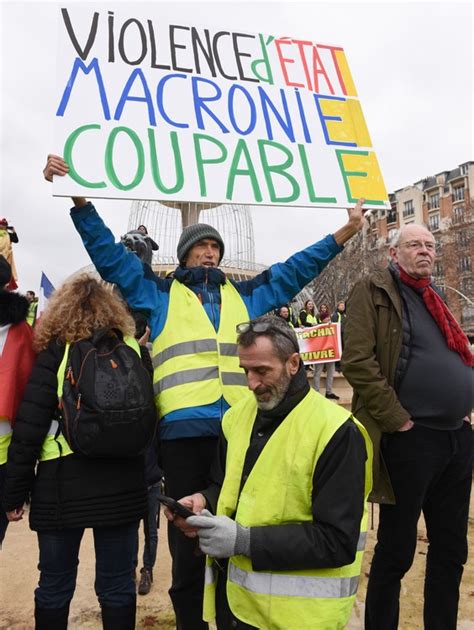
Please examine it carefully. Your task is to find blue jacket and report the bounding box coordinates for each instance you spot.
[71,203,343,440]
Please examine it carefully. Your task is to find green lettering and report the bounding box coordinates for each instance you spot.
[336,149,385,205]
[298,144,336,203]
[258,140,299,203]
[63,124,106,189]
[193,133,227,197]
[148,129,184,194]
[105,127,144,191]
[251,34,274,84]
[226,139,262,201]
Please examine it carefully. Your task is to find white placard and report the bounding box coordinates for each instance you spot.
[53,5,390,209]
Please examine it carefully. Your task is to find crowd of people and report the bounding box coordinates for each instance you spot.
[0,153,471,630]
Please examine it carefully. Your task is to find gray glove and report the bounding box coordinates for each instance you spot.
[187,509,250,558]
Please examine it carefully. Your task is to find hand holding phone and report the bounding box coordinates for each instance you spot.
[158,494,195,519]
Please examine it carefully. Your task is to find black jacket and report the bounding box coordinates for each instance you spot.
[4,339,147,530]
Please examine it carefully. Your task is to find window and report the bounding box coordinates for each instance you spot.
[428,213,440,231]
[435,239,442,255]
[461,277,472,294]
[434,262,444,278]
[460,164,469,175]
[456,230,469,247]
[428,192,440,209]
[458,256,471,273]
[453,206,465,223]
[388,228,398,242]
[453,185,465,202]
[403,200,414,218]
[387,209,397,224]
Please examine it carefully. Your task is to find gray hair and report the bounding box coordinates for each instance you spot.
[389,223,431,248]
[237,315,299,362]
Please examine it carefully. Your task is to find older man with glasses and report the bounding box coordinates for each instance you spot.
[169,315,372,630]
[342,223,473,630]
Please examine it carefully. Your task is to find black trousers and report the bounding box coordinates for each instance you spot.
[161,437,218,630]
[365,422,472,630]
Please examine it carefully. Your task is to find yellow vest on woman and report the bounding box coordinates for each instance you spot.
[203,388,373,630]
[151,280,249,418]
[299,310,317,326]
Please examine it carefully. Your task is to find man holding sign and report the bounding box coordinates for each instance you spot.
[45,154,365,629]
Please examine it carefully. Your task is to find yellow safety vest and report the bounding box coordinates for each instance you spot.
[39,336,141,462]
[0,418,12,465]
[203,388,373,630]
[151,280,249,418]
[299,310,317,327]
[26,302,37,327]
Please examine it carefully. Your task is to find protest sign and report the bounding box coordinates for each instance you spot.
[53,6,389,208]
[296,322,342,364]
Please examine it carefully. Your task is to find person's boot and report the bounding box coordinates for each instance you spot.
[101,603,136,630]
[35,604,70,630]
[138,566,153,595]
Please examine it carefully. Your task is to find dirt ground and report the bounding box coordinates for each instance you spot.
[1,492,473,630]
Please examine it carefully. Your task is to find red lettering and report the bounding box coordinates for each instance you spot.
[290,39,313,90]
[312,45,335,94]
[317,44,346,95]
[274,38,305,88]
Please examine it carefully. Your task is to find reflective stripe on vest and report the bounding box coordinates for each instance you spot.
[152,280,249,418]
[202,388,373,628]
[39,424,73,461]
[0,422,12,436]
[228,563,360,598]
[39,335,141,462]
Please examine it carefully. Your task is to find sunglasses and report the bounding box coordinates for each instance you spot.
[236,321,300,353]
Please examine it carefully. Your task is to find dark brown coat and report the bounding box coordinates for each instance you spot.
[342,268,411,504]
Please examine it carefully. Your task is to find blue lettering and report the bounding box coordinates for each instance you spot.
[257,86,295,143]
[114,68,156,126]
[56,57,110,120]
[191,76,229,134]
[156,73,189,129]
[313,94,356,147]
[228,84,256,136]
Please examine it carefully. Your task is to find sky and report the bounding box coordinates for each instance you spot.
[0,0,472,293]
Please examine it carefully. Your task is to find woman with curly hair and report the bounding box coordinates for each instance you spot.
[4,274,149,630]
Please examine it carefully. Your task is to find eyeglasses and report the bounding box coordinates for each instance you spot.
[398,240,436,252]
[236,321,300,353]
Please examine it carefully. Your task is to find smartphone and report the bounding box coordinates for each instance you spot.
[158,493,195,518]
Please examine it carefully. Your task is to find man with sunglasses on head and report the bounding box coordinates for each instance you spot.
[342,223,473,630]
[44,153,366,630]
[169,315,372,629]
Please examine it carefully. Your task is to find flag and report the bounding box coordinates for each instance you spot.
[37,272,55,320]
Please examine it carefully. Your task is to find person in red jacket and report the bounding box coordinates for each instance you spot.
[0,255,36,547]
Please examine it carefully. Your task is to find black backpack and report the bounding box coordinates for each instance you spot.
[57,329,157,458]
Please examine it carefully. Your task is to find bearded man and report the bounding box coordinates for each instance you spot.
[169,315,372,630]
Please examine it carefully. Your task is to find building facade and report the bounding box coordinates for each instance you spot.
[299,161,473,334]
[373,161,474,332]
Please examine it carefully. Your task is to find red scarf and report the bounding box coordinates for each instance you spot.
[398,266,473,366]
